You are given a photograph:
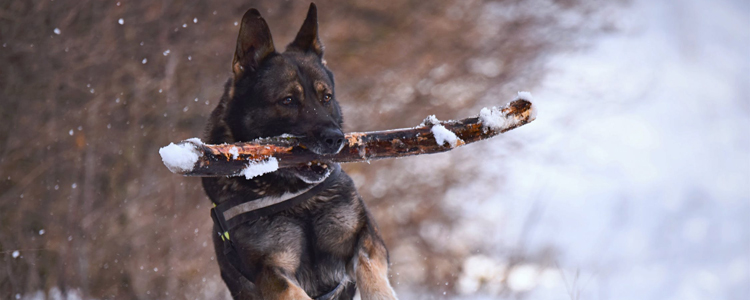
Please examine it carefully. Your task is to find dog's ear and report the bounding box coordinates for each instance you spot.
[286,3,323,57]
[233,9,276,76]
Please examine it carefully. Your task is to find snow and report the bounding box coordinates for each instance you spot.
[506,264,538,292]
[421,114,462,147]
[420,114,440,126]
[448,0,750,299]
[53,28,60,35]
[185,137,203,145]
[457,255,506,294]
[228,146,239,159]
[158,142,200,173]
[241,157,279,179]
[478,91,536,131]
[431,124,460,147]
[516,91,533,102]
[12,250,19,258]
[141,58,147,64]
[516,91,538,122]
[117,18,124,25]
[478,107,512,131]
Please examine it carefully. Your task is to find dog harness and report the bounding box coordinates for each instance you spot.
[210,164,355,299]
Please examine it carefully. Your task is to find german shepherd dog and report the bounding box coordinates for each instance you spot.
[201,4,398,300]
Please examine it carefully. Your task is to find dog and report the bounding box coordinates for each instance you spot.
[201,4,398,300]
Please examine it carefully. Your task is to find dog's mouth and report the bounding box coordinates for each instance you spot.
[289,161,334,184]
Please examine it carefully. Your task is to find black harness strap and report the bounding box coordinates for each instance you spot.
[210,165,350,299]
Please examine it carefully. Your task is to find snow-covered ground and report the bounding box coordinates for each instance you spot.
[448,0,749,299]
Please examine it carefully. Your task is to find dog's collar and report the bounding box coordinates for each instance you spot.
[210,163,340,242]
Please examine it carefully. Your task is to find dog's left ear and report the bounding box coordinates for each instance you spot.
[287,3,323,57]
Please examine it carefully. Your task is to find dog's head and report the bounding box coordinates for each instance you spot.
[224,3,344,157]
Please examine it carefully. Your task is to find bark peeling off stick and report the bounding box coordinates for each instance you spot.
[160,98,537,177]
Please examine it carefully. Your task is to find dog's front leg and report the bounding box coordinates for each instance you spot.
[256,266,313,300]
[354,233,398,300]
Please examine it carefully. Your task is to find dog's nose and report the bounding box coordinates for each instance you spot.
[320,128,344,152]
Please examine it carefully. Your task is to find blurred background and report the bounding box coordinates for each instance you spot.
[1,0,747,299]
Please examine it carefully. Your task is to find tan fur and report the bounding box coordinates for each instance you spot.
[292,82,304,95]
[355,237,398,300]
[232,62,244,81]
[228,83,236,100]
[257,267,313,300]
[314,80,330,95]
[277,284,313,300]
[268,250,301,272]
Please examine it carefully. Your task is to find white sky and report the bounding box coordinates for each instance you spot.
[447,0,749,299]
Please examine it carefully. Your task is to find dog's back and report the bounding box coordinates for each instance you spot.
[202,4,397,300]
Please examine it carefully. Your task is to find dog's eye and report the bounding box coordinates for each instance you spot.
[323,94,332,102]
[281,97,293,105]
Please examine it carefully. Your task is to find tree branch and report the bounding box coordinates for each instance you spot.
[160,97,536,177]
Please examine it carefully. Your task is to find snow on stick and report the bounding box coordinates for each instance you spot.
[160,95,536,177]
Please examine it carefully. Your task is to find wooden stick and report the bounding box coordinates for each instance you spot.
[160,97,536,177]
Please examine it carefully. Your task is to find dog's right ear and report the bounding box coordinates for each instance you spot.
[233,9,276,77]
[287,3,323,57]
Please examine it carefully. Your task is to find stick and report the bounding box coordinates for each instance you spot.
[159,96,536,177]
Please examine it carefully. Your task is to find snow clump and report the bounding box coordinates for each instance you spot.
[159,140,201,173]
[479,91,536,131]
[478,107,513,130]
[432,124,460,148]
[516,91,537,121]
[420,114,440,126]
[241,157,279,179]
[228,146,240,159]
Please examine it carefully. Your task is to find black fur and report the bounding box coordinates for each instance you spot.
[201,4,392,300]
